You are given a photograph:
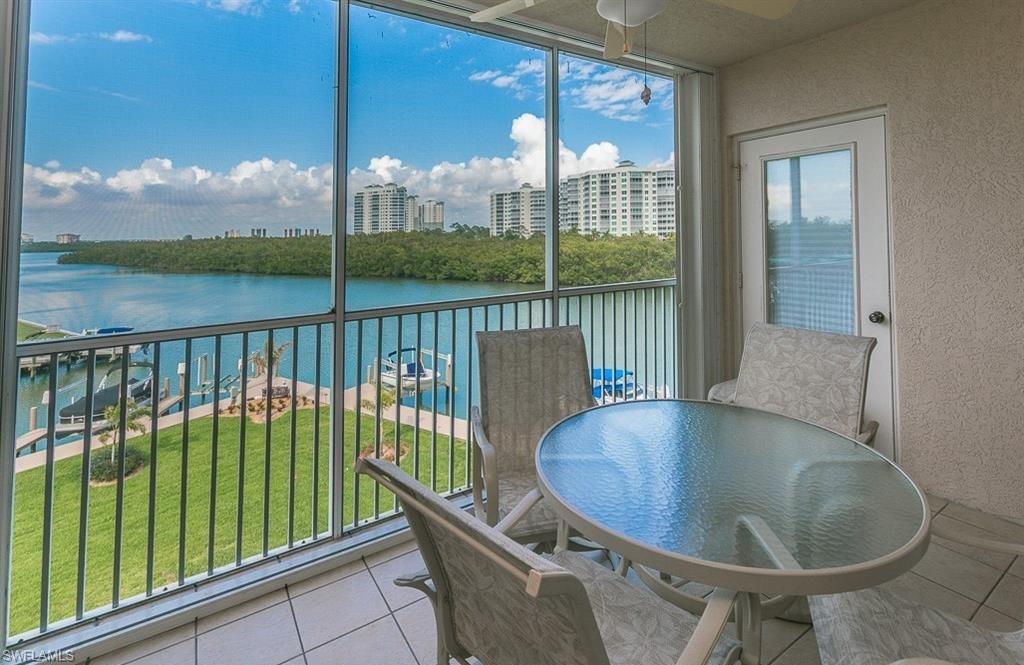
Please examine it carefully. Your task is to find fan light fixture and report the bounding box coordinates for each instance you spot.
[595,0,666,27]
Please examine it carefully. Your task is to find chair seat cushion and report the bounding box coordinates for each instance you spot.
[494,471,560,541]
[810,587,1024,665]
[551,551,739,665]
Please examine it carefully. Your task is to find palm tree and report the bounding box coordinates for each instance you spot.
[251,339,290,387]
[99,399,150,464]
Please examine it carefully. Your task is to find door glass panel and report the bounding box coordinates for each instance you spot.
[764,149,854,334]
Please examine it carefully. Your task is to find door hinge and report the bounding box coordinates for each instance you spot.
[738,272,743,289]
[730,163,742,181]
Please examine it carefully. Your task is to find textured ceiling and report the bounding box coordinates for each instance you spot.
[472,0,925,67]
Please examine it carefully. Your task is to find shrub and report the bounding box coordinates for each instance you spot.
[90,446,148,483]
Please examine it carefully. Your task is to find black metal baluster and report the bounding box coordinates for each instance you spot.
[39,353,59,629]
[312,324,322,538]
[413,314,421,482]
[431,311,439,492]
[208,336,222,574]
[76,350,96,616]
[353,322,363,526]
[114,347,131,602]
[448,309,456,492]
[146,344,160,594]
[177,340,192,585]
[235,333,248,565]
[261,330,272,556]
[288,327,299,546]
[373,319,383,518]
[393,315,403,513]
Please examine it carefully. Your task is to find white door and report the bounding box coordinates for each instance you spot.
[738,115,896,459]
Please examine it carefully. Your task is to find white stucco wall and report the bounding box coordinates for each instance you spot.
[718,0,1023,518]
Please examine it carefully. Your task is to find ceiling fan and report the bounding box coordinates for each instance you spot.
[470,0,800,59]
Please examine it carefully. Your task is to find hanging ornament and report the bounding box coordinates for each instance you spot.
[640,22,652,106]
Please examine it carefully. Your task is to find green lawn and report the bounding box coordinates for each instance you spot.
[16,320,73,342]
[10,407,467,636]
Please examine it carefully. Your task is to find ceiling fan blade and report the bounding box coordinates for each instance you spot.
[469,0,547,23]
[603,21,638,60]
[704,0,799,19]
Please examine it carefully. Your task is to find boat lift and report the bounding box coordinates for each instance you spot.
[368,347,452,396]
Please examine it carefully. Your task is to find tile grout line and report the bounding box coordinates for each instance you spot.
[765,624,812,665]
[362,554,422,664]
[284,584,311,665]
[903,569,989,611]
[969,565,1013,622]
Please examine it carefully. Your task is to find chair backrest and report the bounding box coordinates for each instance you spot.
[476,326,593,474]
[356,457,610,665]
[733,322,876,437]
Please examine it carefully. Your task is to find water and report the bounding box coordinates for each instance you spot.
[14,253,675,444]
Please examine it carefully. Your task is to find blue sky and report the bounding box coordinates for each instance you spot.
[22,0,676,238]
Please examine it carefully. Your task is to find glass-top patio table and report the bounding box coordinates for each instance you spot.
[535,399,931,665]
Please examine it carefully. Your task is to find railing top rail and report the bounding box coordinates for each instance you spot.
[15,312,335,358]
[15,279,678,357]
[559,278,677,297]
[342,288,552,322]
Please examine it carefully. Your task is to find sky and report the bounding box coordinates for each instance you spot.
[21,0,676,239]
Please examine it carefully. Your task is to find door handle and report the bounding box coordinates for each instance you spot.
[868,311,886,324]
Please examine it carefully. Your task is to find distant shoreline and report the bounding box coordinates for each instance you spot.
[26,230,677,286]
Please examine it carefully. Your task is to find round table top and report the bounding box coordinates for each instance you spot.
[536,400,930,595]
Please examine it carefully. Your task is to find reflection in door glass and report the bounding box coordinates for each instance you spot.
[764,150,854,334]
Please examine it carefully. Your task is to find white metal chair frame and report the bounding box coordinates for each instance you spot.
[357,456,743,665]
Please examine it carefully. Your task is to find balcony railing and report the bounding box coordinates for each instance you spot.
[8,279,677,641]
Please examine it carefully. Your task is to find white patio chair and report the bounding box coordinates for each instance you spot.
[471,326,595,543]
[708,322,879,445]
[356,456,742,665]
[810,522,1024,665]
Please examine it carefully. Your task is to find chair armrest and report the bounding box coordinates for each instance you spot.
[932,519,1024,556]
[856,420,879,446]
[707,378,737,403]
[471,406,500,526]
[394,568,436,603]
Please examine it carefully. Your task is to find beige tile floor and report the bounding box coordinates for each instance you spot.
[82,495,1022,665]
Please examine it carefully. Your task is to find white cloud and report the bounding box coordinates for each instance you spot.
[28,80,61,92]
[472,56,671,121]
[287,0,308,13]
[468,58,545,99]
[89,88,143,103]
[568,74,672,122]
[468,70,501,82]
[207,0,264,14]
[30,32,73,45]
[348,113,622,224]
[22,156,333,237]
[99,30,153,43]
[23,163,103,207]
[21,115,628,235]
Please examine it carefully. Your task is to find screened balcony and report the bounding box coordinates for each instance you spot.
[0,0,1020,663]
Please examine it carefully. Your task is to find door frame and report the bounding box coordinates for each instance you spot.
[728,106,902,461]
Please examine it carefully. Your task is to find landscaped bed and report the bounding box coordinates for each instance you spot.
[9,408,467,636]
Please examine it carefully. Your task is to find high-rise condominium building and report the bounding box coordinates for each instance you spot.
[559,161,675,238]
[353,183,408,234]
[354,185,445,234]
[489,183,546,237]
[488,162,676,238]
[419,200,445,231]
